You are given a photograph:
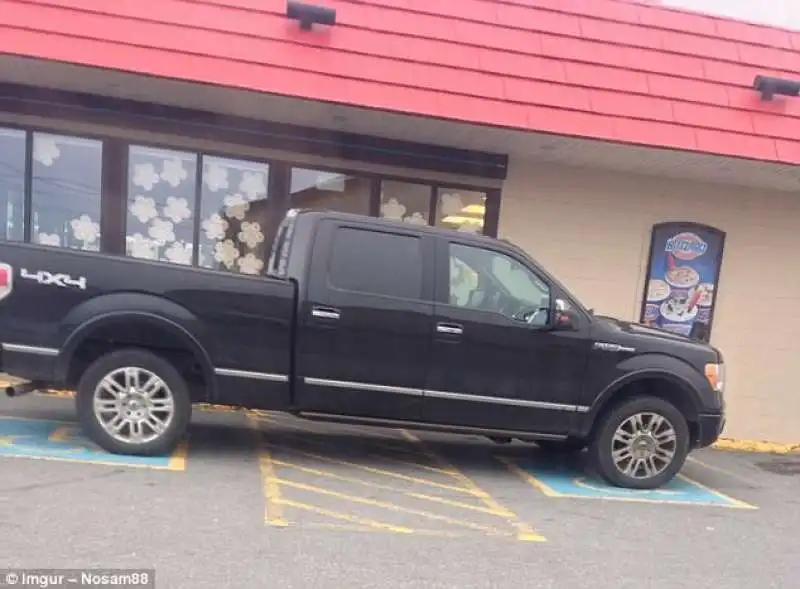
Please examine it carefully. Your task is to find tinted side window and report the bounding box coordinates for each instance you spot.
[328,227,423,299]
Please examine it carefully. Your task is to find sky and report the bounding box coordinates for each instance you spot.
[658,0,800,30]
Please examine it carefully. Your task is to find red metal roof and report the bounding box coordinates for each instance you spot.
[1,0,799,163]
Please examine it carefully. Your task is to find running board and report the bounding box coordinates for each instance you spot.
[295,411,568,442]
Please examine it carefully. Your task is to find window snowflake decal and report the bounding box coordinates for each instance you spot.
[162,196,192,223]
[239,171,267,200]
[214,239,240,269]
[37,232,61,247]
[164,241,193,265]
[202,213,229,241]
[148,218,175,245]
[439,193,464,216]
[237,253,264,275]
[132,163,161,191]
[33,136,61,167]
[238,221,264,249]
[404,212,427,225]
[380,197,406,220]
[129,195,159,223]
[160,157,188,188]
[204,162,229,192]
[70,214,100,246]
[126,233,158,260]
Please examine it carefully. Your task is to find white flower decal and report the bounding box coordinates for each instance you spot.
[162,196,192,223]
[214,239,240,269]
[70,215,100,246]
[202,213,228,241]
[126,233,158,260]
[439,193,464,216]
[223,193,250,220]
[148,218,175,244]
[238,221,264,249]
[164,241,193,265]
[132,163,160,191]
[160,157,188,188]
[37,232,61,247]
[239,171,266,200]
[204,162,229,192]
[457,223,481,233]
[129,195,159,223]
[237,253,264,275]
[380,197,406,220]
[33,136,61,167]
[404,212,428,225]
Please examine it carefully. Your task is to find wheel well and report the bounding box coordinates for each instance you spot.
[590,378,700,446]
[65,321,210,402]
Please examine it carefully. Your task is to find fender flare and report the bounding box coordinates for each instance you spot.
[55,310,217,400]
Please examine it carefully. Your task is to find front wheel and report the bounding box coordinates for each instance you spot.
[588,396,689,490]
[76,348,192,456]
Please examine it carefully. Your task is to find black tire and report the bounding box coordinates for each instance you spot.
[536,439,586,454]
[588,396,689,490]
[76,348,192,457]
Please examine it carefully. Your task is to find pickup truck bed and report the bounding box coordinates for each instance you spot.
[0,209,726,489]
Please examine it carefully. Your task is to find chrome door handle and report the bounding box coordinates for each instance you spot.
[311,306,341,320]
[436,323,463,335]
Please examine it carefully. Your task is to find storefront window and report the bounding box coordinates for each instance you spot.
[0,128,25,242]
[199,155,270,275]
[435,188,486,234]
[289,167,370,215]
[379,180,431,225]
[126,145,197,265]
[32,132,102,251]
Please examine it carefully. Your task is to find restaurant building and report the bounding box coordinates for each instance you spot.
[1,0,799,442]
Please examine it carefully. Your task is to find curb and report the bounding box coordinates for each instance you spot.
[10,388,800,455]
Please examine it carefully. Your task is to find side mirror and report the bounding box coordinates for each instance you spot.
[553,298,577,330]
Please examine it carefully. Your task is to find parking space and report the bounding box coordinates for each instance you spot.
[1,390,798,588]
[249,411,545,541]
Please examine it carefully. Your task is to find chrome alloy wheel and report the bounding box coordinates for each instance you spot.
[93,367,175,445]
[611,412,678,480]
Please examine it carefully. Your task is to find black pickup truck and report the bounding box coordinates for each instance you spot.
[0,209,725,489]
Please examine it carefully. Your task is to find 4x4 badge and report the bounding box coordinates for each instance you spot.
[0,263,13,302]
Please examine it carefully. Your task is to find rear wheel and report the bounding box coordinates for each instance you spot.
[588,396,689,490]
[76,348,192,456]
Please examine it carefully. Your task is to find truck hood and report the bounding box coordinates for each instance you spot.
[593,315,721,358]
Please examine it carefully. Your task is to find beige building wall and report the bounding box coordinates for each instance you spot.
[500,158,800,444]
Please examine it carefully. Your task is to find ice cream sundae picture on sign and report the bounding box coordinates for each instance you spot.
[639,222,725,340]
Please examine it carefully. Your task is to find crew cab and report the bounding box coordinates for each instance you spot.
[0,209,726,489]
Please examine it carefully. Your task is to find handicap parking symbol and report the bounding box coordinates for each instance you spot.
[516,455,755,509]
[0,416,186,470]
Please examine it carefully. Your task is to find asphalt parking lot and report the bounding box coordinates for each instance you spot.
[0,392,798,589]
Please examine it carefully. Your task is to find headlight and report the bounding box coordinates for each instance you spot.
[704,363,725,393]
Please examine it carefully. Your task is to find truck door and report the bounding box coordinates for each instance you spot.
[423,238,591,435]
[294,220,435,421]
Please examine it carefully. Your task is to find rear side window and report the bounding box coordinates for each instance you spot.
[327,227,423,299]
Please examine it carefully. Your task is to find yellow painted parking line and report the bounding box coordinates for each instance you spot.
[497,456,564,498]
[275,477,512,536]
[257,444,289,527]
[275,498,416,534]
[272,458,511,517]
[306,522,467,537]
[257,413,408,442]
[401,430,546,542]
[261,438,481,496]
[48,426,74,442]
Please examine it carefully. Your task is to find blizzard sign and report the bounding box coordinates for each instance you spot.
[664,232,708,261]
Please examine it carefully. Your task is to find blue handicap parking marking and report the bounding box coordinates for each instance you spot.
[0,416,186,470]
[518,456,754,508]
